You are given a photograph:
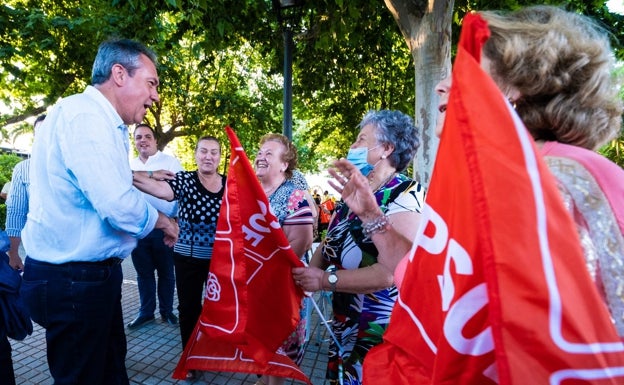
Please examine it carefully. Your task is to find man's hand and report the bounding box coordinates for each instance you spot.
[7,236,23,270]
[7,250,23,271]
[150,169,176,181]
[155,212,179,247]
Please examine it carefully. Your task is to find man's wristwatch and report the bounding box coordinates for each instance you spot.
[327,266,338,291]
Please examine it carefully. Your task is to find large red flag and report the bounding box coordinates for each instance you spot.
[363,13,624,385]
[173,127,311,384]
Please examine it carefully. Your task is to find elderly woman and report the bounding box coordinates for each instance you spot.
[253,133,314,385]
[332,11,624,335]
[318,7,624,385]
[292,109,424,384]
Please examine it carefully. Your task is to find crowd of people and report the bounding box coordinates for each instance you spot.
[0,4,623,385]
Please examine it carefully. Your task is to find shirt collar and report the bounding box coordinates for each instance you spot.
[84,85,125,129]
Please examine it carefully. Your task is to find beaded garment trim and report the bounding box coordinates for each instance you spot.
[545,156,624,335]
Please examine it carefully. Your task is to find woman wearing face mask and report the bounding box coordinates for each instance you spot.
[292,109,424,385]
[331,6,624,328]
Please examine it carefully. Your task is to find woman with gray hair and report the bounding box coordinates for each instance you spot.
[292,109,424,385]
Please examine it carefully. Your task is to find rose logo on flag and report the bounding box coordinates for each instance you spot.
[205,272,221,302]
[173,127,311,384]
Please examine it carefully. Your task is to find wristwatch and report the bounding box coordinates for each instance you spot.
[327,266,338,291]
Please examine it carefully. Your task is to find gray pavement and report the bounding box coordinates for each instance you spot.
[11,258,332,385]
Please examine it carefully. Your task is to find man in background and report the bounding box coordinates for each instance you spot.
[6,114,46,271]
[128,123,183,329]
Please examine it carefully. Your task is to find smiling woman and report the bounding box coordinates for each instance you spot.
[253,133,314,385]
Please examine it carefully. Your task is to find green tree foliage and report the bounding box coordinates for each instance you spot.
[600,139,624,167]
[0,153,22,187]
[0,0,165,123]
[1,0,622,174]
[293,1,416,171]
[598,63,624,168]
[0,0,416,173]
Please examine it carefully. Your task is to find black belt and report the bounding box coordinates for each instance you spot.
[26,256,124,267]
[91,257,124,266]
[64,258,124,266]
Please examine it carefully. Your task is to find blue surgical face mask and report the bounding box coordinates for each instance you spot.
[346,145,378,176]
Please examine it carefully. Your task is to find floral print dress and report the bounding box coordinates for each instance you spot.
[268,179,314,365]
[322,174,424,384]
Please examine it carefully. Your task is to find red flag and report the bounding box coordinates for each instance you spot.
[363,13,624,385]
[173,126,311,384]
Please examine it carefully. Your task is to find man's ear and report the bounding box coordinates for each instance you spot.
[111,64,126,85]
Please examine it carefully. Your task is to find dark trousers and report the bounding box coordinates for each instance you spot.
[0,334,15,385]
[21,257,129,385]
[130,230,175,317]
[173,253,210,349]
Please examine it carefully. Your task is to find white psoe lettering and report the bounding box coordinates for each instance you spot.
[416,204,493,357]
[242,200,280,246]
[444,283,493,355]
[439,239,473,311]
[411,204,448,261]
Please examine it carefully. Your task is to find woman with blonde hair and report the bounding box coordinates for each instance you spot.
[338,6,624,339]
[253,133,314,385]
[455,5,624,335]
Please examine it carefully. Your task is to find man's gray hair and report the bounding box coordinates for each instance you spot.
[91,39,157,85]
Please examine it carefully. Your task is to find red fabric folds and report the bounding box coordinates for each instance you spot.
[363,13,624,385]
[173,126,310,384]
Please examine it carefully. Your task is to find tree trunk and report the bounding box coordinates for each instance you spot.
[384,0,454,189]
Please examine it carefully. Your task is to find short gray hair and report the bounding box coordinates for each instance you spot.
[91,39,157,85]
[358,109,420,172]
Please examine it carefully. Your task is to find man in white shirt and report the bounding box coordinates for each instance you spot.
[128,124,183,329]
[21,38,179,385]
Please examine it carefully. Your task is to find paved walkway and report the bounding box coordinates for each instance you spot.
[11,258,332,384]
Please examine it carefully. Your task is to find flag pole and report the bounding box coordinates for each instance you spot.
[306,292,344,385]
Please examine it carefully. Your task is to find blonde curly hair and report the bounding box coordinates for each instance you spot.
[480,6,622,150]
